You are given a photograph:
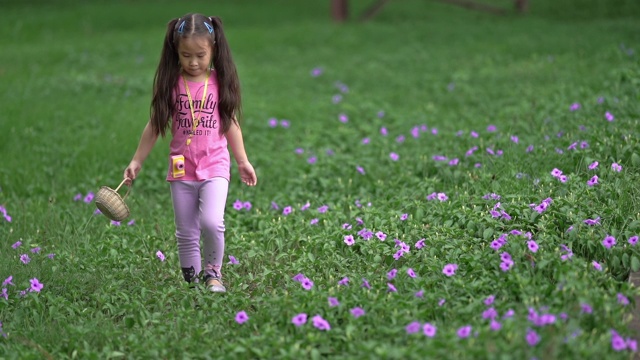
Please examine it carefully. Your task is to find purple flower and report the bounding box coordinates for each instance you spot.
[437,193,448,202]
[605,112,615,122]
[387,269,398,280]
[29,278,44,293]
[526,145,534,153]
[618,293,630,306]
[602,235,616,249]
[312,315,331,331]
[361,278,371,289]
[30,247,40,254]
[283,206,292,216]
[570,102,581,111]
[20,254,30,264]
[351,307,365,318]
[375,231,387,241]
[2,276,13,286]
[1,288,7,300]
[292,313,307,327]
[526,329,541,346]
[406,321,421,334]
[156,250,165,262]
[389,152,399,161]
[592,261,602,271]
[338,277,349,286]
[328,297,340,307]
[457,325,472,338]
[500,260,514,272]
[438,298,446,306]
[243,201,252,210]
[301,277,314,290]
[415,239,426,249]
[111,220,121,226]
[407,268,417,278]
[482,307,498,320]
[584,217,601,226]
[73,193,82,201]
[317,205,329,213]
[356,166,365,175]
[611,330,627,351]
[268,118,278,127]
[487,125,497,132]
[387,283,397,292]
[527,240,539,253]
[127,219,135,226]
[233,199,243,210]
[344,235,355,246]
[311,67,323,77]
[581,303,593,314]
[490,320,502,331]
[551,168,563,177]
[423,323,437,337]
[310,218,319,225]
[442,263,458,277]
[612,163,623,172]
[11,241,21,249]
[484,295,495,306]
[235,311,249,324]
[629,236,638,246]
[292,273,306,282]
[84,192,94,203]
[587,175,599,187]
[228,255,239,264]
[415,289,424,298]
[400,213,408,221]
[280,120,290,128]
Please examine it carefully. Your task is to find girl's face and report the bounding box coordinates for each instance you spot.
[177,36,213,80]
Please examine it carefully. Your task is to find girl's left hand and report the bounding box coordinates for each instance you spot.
[238,161,257,186]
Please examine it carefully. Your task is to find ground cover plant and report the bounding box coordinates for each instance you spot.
[1,0,640,358]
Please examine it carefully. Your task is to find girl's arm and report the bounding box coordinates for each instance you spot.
[123,121,159,185]
[226,120,257,186]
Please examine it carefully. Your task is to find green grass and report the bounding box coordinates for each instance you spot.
[1,0,640,358]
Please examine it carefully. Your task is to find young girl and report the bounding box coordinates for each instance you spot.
[123,13,257,293]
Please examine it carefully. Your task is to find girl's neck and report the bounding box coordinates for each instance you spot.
[181,69,209,83]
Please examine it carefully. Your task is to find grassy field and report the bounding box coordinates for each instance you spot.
[1,0,640,358]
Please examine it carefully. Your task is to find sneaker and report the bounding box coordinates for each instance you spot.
[205,275,226,293]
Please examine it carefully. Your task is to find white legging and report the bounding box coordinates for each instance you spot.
[170,177,229,281]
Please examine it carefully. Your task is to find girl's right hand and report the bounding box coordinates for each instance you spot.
[124,160,142,186]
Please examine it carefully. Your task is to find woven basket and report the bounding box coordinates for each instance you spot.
[95,179,131,221]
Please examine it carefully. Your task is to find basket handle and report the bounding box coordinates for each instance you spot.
[114,178,132,200]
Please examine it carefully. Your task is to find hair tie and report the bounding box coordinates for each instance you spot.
[177,20,186,34]
[204,22,214,34]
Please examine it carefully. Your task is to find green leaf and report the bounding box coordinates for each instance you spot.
[631,152,640,167]
[483,228,494,240]
[125,317,135,329]
[632,256,640,272]
[308,252,315,262]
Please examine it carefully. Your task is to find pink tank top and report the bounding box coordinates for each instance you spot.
[166,70,230,182]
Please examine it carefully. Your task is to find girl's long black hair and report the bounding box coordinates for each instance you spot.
[150,13,241,137]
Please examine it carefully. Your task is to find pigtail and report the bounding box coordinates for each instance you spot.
[209,16,241,135]
[150,18,181,138]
